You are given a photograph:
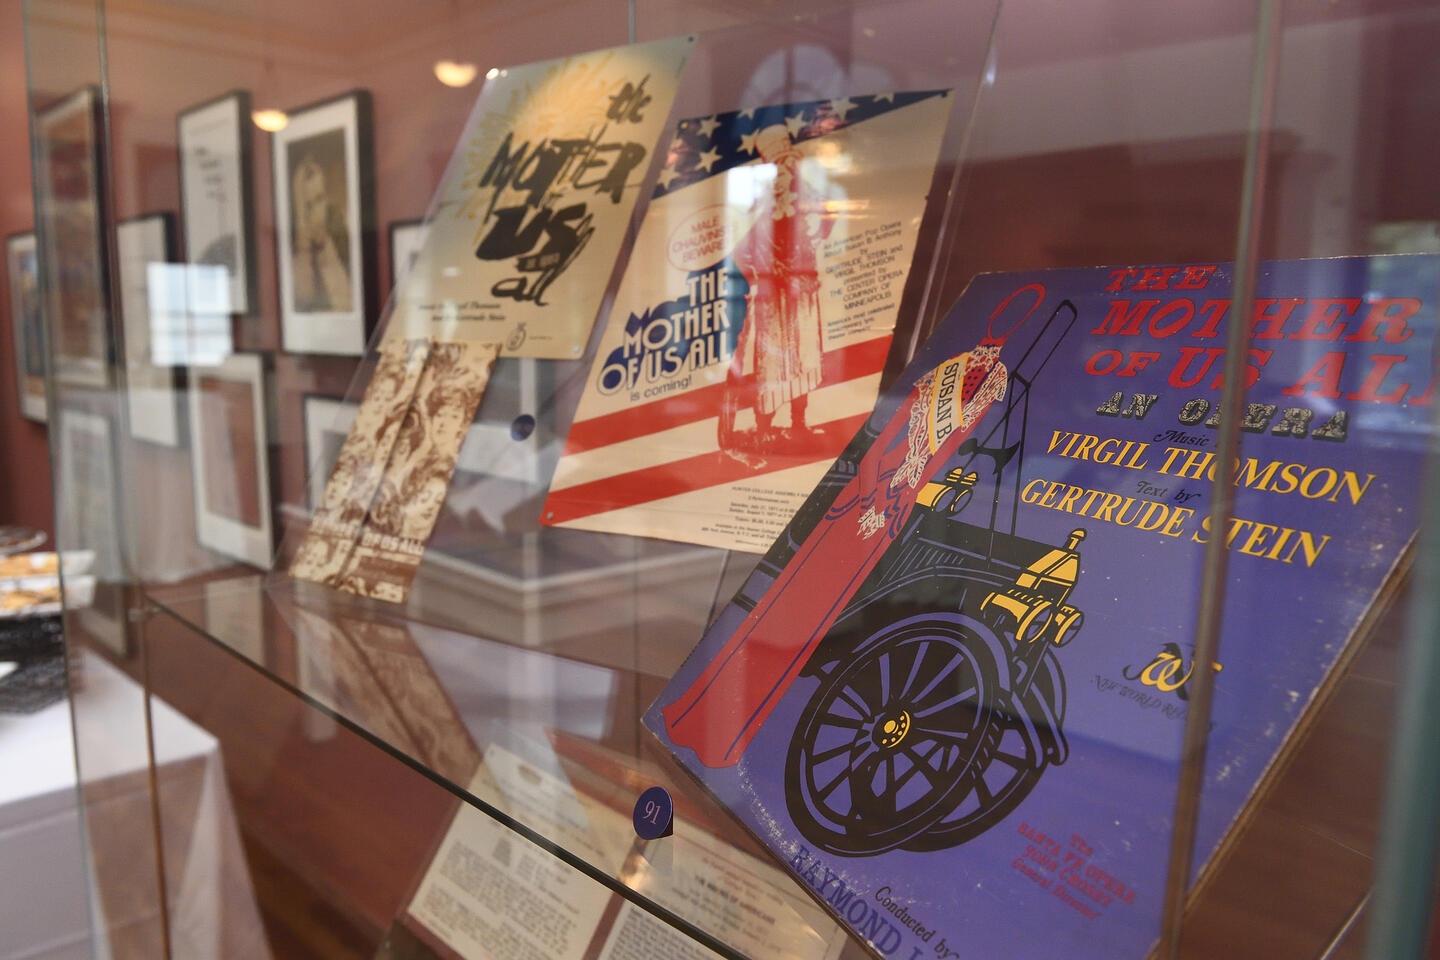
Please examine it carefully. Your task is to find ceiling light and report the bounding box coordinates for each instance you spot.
[251,108,288,132]
[435,60,478,88]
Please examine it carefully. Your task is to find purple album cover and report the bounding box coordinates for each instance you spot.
[646,256,1437,959]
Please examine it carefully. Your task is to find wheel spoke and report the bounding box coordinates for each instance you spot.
[815,764,851,802]
[911,724,980,750]
[898,640,930,700]
[893,742,944,795]
[837,685,874,720]
[817,711,863,731]
[973,774,994,810]
[906,653,965,707]
[878,652,892,705]
[911,685,980,719]
[991,750,1029,770]
[811,739,859,765]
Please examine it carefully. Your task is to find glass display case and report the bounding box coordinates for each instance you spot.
[21,0,1440,958]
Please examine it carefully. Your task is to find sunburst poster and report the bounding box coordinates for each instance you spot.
[385,36,694,358]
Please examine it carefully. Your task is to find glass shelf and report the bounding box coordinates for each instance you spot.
[146,556,849,959]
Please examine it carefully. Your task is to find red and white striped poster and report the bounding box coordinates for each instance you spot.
[543,92,953,551]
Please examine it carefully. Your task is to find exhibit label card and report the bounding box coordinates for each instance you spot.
[387,36,694,358]
[646,257,1438,960]
[408,801,612,960]
[542,92,952,551]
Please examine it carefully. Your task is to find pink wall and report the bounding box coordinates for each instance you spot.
[0,0,56,539]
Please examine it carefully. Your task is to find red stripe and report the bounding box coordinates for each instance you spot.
[562,337,892,455]
[542,412,872,526]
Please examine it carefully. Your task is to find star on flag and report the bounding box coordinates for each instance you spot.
[784,112,807,137]
[695,147,721,172]
[829,97,855,121]
[696,115,720,138]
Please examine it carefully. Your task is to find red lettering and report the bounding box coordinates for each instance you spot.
[1346,354,1411,403]
[1119,351,1162,376]
[1148,299,1194,337]
[1281,352,1345,399]
[1174,265,1218,290]
[1169,347,1224,389]
[1347,297,1419,344]
[1194,300,1228,339]
[1209,348,1273,390]
[1293,298,1352,340]
[1086,350,1124,375]
[1250,298,1305,339]
[1408,375,1435,406]
[1105,268,1139,292]
[1092,300,1160,336]
[1135,267,1180,290]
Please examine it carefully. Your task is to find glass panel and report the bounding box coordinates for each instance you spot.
[1177,3,1440,958]
[33,0,1440,958]
[25,4,163,959]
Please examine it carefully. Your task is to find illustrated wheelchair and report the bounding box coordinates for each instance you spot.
[751,295,1082,856]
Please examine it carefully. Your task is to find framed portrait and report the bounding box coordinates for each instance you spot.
[388,218,428,296]
[34,86,112,388]
[271,90,374,355]
[177,90,257,317]
[6,232,46,422]
[188,352,274,567]
[301,393,358,510]
[116,213,183,446]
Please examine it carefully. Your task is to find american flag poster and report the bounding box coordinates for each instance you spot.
[543,92,953,551]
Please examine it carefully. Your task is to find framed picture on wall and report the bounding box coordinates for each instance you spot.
[34,86,112,388]
[6,232,46,422]
[301,393,358,510]
[188,352,274,567]
[177,90,257,317]
[271,90,374,356]
[116,213,183,446]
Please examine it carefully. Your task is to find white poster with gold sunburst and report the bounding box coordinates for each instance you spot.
[386,35,694,358]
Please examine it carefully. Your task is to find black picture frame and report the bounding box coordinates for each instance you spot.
[34,85,113,389]
[271,89,376,356]
[176,89,259,319]
[6,231,46,423]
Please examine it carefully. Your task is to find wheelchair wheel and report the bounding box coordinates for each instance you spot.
[901,649,1066,851]
[785,613,1001,856]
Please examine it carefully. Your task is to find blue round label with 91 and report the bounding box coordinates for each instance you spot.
[633,786,673,840]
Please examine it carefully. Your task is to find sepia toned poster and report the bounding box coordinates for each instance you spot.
[542,92,953,551]
[334,340,500,601]
[385,36,694,358]
[648,257,1438,960]
[290,337,431,583]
